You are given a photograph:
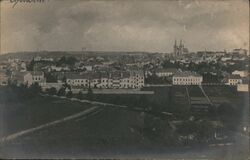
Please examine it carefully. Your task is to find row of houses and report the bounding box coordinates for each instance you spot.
[4,66,248,92]
[172,71,203,85]
[9,70,145,89]
[11,71,46,86]
[66,71,144,89]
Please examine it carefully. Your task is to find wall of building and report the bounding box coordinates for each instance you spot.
[173,76,203,85]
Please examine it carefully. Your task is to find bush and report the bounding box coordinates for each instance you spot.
[47,87,57,95]
[66,91,73,98]
[57,87,66,96]
[77,91,84,99]
[86,88,94,100]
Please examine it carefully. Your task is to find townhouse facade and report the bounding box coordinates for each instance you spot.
[66,71,144,89]
[232,70,248,78]
[23,71,46,86]
[0,71,8,86]
[227,75,242,86]
[155,68,178,77]
[172,71,203,85]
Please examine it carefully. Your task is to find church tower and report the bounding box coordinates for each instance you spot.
[179,40,184,55]
[173,40,177,56]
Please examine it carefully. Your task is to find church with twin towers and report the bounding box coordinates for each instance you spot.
[173,40,189,56]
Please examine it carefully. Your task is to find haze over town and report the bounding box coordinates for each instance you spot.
[1,0,249,54]
[0,0,249,159]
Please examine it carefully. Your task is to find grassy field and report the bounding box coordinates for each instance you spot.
[0,85,248,159]
[202,86,238,98]
[0,88,91,138]
[1,106,248,159]
[203,85,248,107]
[187,86,204,97]
[0,107,175,158]
[81,86,190,114]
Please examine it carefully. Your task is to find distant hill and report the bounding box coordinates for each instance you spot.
[0,51,164,61]
[0,51,71,61]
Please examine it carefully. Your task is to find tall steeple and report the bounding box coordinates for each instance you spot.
[174,40,177,56]
[179,40,183,55]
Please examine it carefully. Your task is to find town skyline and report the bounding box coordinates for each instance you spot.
[1,0,249,54]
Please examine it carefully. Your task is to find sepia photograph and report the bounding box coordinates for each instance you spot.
[0,0,249,159]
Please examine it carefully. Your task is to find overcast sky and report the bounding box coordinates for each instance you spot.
[1,0,249,54]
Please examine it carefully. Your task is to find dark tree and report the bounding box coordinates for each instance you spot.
[45,73,57,83]
[29,82,42,95]
[57,87,66,96]
[86,88,94,100]
[27,59,35,71]
[196,120,214,142]
[47,87,57,95]
[66,90,73,98]
[77,91,84,99]
[56,56,77,66]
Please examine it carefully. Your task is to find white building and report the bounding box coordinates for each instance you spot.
[0,71,8,86]
[227,75,242,86]
[155,68,178,77]
[23,71,46,86]
[66,73,90,87]
[77,63,93,71]
[237,84,249,92]
[34,56,53,62]
[50,65,70,72]
[221,56,232,62]
[20,62,27,72]
[232,70,248,78]
[66,71,144,89]
[130,70,145,88]
[172,71,203,85]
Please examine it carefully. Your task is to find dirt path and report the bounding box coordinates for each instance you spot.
[0,106,100,144]
[199,85,213,106]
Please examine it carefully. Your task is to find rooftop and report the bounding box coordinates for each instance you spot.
[228,74,242,79]
[66,71,142,80]
[30,71,44,76]
[156,68,178,73]
[173,71,201,77]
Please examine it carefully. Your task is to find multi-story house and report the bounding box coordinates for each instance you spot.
[66,70,145,89]
[0,71,8,86]
[172,71,203,85]
[66,73,89,87]
[155,68,178,77]
[119,72,131,88]
[23,71,46,86]
[130,70,144,88]
[232,70,248,78]
[227,75,242,86]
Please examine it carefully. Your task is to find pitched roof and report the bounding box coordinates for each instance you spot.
[30,71,44,76]
[173,71,201,77]
[156,68,178,73]
[228,74,242,79]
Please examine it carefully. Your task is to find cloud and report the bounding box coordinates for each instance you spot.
[1,0,249,54]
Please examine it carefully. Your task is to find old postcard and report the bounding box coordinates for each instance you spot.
[0,0,249,159]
